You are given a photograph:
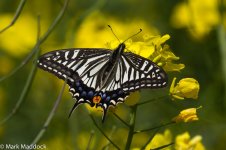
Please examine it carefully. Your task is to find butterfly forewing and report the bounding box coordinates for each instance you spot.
[37,48,112,85]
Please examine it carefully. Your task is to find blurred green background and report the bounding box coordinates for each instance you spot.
[0,0,225,149]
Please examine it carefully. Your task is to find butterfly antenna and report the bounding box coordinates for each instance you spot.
[108,25,121,43]
[123,28,142,43]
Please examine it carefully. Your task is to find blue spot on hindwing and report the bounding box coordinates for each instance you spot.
[76,81,80,86]
[118,90,123,95]
[81,91,86,97]
[102,93,106,99]
[106,96,110,101]
[78,87,83,92]
[87,91,94,98]
[112,94,117,98]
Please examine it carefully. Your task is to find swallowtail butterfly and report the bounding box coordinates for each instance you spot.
[37,30,168,122]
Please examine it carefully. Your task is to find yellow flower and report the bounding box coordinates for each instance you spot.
[175,132,206,150]
[0,14,37,57]
[149,43,185,72]
[145,130,172,150]
[172,108,199,123]
[171,0,219,39]
[132,34,184,72]
[170,77,200,100]
[74,11,158,48]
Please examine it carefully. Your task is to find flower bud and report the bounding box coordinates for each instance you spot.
[170,78,200,100]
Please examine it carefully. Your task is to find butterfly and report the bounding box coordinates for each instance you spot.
[37,30,168,122]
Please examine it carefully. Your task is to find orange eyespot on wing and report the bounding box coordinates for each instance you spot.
[93,96,101,104]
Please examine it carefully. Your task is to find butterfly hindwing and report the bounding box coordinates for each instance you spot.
[102,52,168,93]
[119,52,168,92]
[67,79,128,122]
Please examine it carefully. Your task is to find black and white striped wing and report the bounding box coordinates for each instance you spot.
[118,52,168,92]
[37,48,128,122]
[37,48,112,86]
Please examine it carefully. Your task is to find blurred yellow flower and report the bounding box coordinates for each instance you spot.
[175,132,206,150]
[170,78,200,100]
[74,11,158,48]
[171,0,220,39]
[139,130,205,150]
[173,108,199,123]
[145,129,172,150]
[0,14,37,57]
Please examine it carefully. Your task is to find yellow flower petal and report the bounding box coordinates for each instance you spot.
[145,130,172,150]
[164,63,185,72]
[173,108,199,123]
[0,14,37,57]
[175,132,206,150]
[171,0,219,39]
[170,78,200,100]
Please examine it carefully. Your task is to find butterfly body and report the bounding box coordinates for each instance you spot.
[99,43,126,90]
[37,42,167,122]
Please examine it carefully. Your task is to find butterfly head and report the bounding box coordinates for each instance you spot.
[117,43,126,52]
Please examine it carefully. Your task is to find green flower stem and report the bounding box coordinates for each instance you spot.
[0,0,69,82]
[133,121,175,134]
[102,126,117,150]
[150,142,174,150]
[0,0,69,125]
[125,105,137,150]
[0,15,41,126]
[89,115,120,150]
[86,130,95,150]
[0,0,27,34]
[112,112,130,127]
[29,80,66,147]
[218,0,226,110]
[137,95,168,106]
[0,48,39,126]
